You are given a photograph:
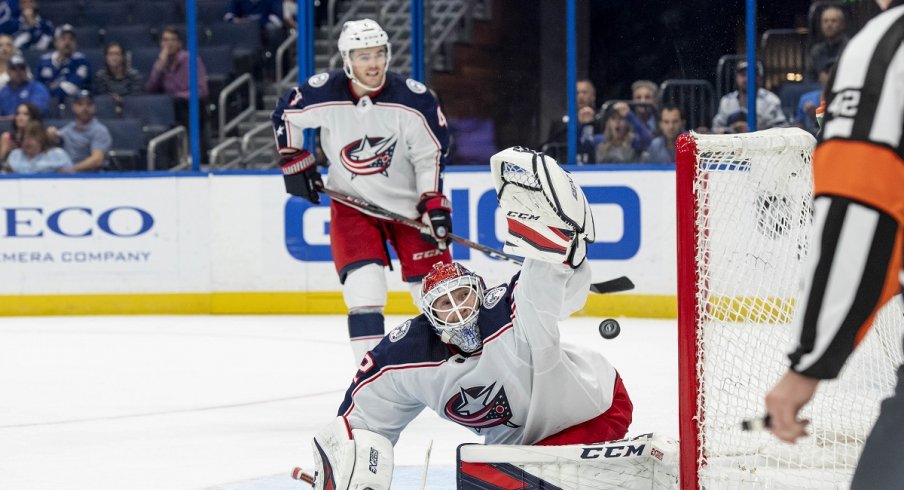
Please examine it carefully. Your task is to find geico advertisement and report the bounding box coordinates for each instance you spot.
[0,177,209,294]
[0,170,675,296]
[270,168,676,295]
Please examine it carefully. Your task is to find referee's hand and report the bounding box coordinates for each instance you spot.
[764,370,819,443]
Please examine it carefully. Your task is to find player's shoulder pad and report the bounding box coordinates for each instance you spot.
[474,274,520,335]
[291,69,350,107]
[371,315,450,364]
[381,72,438,110]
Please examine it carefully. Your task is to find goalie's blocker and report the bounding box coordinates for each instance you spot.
[490,147,596,268]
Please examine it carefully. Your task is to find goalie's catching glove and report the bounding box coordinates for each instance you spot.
[416,192,452,250]
[280,150,321,204]
[490,146,595,269]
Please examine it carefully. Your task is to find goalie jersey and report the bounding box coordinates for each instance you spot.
[271,69,450,219]
[338,259,620,446]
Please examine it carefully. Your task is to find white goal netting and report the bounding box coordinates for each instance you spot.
[679,128,904,489]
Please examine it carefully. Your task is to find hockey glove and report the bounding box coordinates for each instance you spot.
[280,150,321,204]
[416,192,452,250]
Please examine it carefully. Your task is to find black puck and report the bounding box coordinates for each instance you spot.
[598,319,621,339]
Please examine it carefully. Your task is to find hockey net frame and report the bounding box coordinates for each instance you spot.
[676,128,903,489]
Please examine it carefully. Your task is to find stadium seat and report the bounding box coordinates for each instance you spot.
[205,21,261,53]
[78,47,105,75]
[23,49,47,74]
[41,2,81,27]
[120,94,175,132]
[92,95,119,119]
[199,45,235,80]
[131,1,183,26]
[101,117,145,171]
[204,22,259,83]
[102,25,156,49]
[71,25,103,49]
[128,46,160,78]
[196,0,228,25]
[80,3,131,27]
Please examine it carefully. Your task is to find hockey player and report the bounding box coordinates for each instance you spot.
[764,1,904,488]
[272,19,452,366]
[308,147,632,490]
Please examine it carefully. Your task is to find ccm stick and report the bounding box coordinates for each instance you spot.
[317,186,635,295]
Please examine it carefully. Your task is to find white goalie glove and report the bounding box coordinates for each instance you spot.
[490,146,595,268]
[311,416,394,490]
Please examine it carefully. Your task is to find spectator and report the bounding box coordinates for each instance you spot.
[0,0,18,28]
[36,24,91,102]
[46,90,111,172]
[595,105,638,163]
[282,0,296,30]
[0,54,49,116]
[644,105,686,163]
[545,78,600,163]
[712,61,787,133]
[225,0,283,28]
[0,33,15,89]
[631,79,659,135]
[0,100,38,160]
[225,0,284,58]
[5,120,71,173]
[724,110,751,134]
[9,0,53,51]
[796,58,834,135]
[92,42,143,106]
[145,25,209,147]
[806,5,847,82]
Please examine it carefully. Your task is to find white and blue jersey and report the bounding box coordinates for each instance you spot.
[10,15,54,50]
[272,69,450,219]
[36,51,91,100]
[337,260,620,446]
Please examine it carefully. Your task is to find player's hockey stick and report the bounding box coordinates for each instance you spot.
[316,186,635,294]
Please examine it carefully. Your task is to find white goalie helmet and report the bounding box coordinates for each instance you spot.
[338,19,392,91]
[421,262,486,353]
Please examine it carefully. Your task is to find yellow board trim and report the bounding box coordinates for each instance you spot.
[0,292,677,318]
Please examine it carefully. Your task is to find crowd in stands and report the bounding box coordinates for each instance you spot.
[0,0,855,171]
[537,1,852,166]
[0,0,294,173]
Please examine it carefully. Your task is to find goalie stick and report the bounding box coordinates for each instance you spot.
[316,186,635,295]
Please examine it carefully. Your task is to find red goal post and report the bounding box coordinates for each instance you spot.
[675,128,903,489]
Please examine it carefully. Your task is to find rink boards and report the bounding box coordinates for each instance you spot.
[0,166,676,317]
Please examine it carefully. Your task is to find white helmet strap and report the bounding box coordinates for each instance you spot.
[342,45,391,93]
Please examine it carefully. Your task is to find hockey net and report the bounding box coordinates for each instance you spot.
[675,128,904,489]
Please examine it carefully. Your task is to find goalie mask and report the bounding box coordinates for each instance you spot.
[338,19,392,92]
[421,262,486,353]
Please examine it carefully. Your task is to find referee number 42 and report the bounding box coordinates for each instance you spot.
[827,89,861,118]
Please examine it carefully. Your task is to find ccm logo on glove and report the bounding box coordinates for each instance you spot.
[506,211,540,221]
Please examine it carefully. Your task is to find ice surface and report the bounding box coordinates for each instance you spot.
[0,314,677,489]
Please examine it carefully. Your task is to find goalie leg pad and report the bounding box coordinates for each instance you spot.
[491,147,596,267]
[312,417,395,490]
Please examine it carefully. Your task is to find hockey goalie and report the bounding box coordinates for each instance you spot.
[306,147,677,489]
